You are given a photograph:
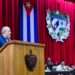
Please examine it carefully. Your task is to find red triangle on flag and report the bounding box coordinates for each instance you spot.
[22,0,35,15]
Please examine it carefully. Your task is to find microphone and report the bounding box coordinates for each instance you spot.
[6,36,11,42]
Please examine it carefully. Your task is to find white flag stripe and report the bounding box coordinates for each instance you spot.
[23,5,27,42]
[30,8,35,43]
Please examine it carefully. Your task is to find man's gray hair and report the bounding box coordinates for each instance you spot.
[1,26,10,34]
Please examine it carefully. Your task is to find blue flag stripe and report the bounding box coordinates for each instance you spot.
[19,0,23,40]
[34,6,38,43]
[27,15,30,42]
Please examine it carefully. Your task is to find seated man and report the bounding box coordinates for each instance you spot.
[56,60,68,71]
[46,57,53,71]
[67,64,75,75]
[0,26,11,47]
[70,64,75,70]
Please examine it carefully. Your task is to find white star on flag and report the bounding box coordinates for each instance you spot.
[23,0,35,15]
[26,2,31,8]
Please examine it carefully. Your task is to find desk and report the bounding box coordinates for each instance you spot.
[45,72,73,75]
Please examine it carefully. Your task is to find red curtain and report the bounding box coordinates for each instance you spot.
[0,0,19,40]
[37,0,75,65]
[64,0,75,3]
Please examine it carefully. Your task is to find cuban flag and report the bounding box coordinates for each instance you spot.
[19,0,38,43]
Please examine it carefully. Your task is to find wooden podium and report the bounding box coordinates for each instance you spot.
[0,40,45,75]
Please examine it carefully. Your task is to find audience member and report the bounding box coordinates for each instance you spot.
[46,57,53,71]
[56,60,68,71]
[70,64,75,75]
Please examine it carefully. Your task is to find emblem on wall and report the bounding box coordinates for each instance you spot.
[24,49,37,71]
[46,9,70,42]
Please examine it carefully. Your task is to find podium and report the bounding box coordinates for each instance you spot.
[0,40,45,75]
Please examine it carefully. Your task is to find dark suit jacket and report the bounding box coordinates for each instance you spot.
[0,35,6,47]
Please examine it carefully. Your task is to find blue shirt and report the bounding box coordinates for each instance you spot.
[0,35,7,47]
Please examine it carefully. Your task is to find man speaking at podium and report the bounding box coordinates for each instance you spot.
[0,26,11,47]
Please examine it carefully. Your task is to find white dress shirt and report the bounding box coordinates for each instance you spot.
[56,64,68,71]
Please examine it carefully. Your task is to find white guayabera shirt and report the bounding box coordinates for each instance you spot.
[56,64,68,71]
